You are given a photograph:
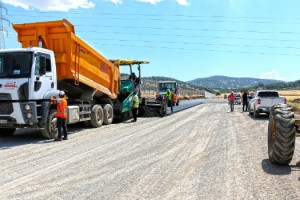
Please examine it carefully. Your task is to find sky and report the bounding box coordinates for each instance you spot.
[2,0,300,82]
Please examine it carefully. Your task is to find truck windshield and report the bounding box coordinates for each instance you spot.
[159,83,175,92]
[0,52,32,78]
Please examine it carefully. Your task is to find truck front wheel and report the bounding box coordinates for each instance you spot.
[41,109,57,139]
[91,105,104,128]
[268,104,295,165]
[0,128,16,137]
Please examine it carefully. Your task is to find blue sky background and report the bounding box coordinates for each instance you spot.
[2,0,300,82]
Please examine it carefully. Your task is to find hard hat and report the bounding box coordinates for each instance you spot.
[59,91,65,96]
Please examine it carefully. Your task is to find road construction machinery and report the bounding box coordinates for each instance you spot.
[110,59,150,119]
[156,81,180,106]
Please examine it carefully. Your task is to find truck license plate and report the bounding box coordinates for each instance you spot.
[0,120,8,124]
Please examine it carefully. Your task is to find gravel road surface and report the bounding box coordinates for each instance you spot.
[1,100,300,200]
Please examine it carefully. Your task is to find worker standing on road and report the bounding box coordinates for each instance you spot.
[228,92,235,112]
[166,89,173,114]
[131,91,139,122]
[51,91,68,141]
[242,91,248,112]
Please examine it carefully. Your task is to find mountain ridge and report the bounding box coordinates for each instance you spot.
[187,75,283,90]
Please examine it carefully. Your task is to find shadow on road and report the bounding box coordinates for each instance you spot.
[261,159,292,175]
[0,123,89,150]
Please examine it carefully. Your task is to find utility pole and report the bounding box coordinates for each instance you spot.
[0,1,10,49]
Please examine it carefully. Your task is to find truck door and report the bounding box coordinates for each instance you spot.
[31,53,55,99]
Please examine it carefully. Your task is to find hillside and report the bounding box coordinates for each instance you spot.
[187,75,283,91]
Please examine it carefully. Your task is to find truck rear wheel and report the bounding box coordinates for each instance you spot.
[103,104,113,125]
[0,128,16,137]
[41,109,57,139]
[91,105,104,128]
[268,104,295,165]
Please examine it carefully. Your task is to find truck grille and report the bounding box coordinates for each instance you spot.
[0,102,13,114]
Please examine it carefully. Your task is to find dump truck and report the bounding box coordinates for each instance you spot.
[0,19,132,139]
[268,104,300,165]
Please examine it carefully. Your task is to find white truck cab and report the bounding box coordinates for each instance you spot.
[0,47,59,136]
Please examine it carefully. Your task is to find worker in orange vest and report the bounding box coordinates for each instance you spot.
[51,91,68,141]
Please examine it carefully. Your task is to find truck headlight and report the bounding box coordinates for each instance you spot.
[27,113,32,118]
[25,104,31,110]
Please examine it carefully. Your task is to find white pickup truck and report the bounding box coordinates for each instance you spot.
[248,90,286,118]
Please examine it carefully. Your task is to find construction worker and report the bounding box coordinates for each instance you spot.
[131,91,139,122]
[166,89,173,114]
[51,91,68,141]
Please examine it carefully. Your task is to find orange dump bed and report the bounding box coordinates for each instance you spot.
[12,19,120,99]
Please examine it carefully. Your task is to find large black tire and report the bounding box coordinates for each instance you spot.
[40,109,58,139]
[0,128,16,137]
[103,104,113,125]
[268,104,295,165]
[90,105,104,128]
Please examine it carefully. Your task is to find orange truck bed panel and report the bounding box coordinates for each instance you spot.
[12,19,120,99]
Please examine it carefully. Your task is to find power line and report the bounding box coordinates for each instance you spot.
[74,25,300,35]
[8,9,300,20]
[81,37,300,50]
[96,42,300,57]
[78,31,300,42]
[9,13,300,25]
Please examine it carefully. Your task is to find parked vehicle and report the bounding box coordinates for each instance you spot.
[234,93,241,105]
[248,90,286,118]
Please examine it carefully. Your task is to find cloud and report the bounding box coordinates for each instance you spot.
[260,69,286,81]
[177,0,190,6]
[136,0,163,4]
[2,0,95,12]
[108,0,122,4]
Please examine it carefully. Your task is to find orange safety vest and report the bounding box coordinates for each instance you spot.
[56,98,67,118]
